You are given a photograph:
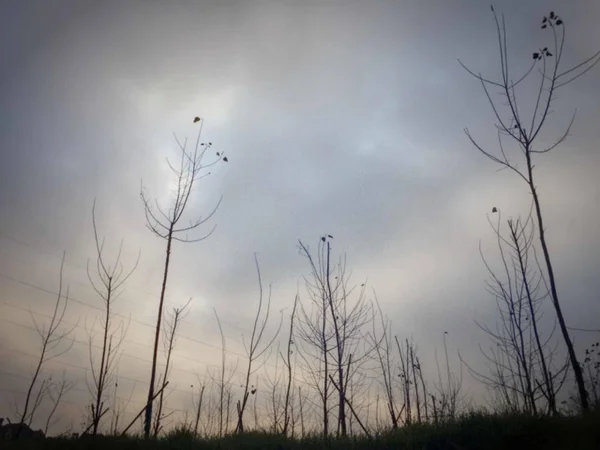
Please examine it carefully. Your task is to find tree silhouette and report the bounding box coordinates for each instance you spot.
[460,8,600,412]
[140,117,225,438]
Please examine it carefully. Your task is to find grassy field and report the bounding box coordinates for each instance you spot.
[1,412,599,450]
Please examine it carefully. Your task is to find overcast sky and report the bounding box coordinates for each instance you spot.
[1,0,599,435]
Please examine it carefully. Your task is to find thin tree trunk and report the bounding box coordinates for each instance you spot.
[122,382,168,437]
[528,173,589,411]
[92,280,112,435]
[144,226,173,438]
[410,344,421,422]
[298,386,305,438]
[193,384,205,438]
[282,296,298,435]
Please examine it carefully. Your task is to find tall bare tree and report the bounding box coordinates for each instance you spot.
[86,199,138,435]
[141,117,226,437]
[461,7,600,412]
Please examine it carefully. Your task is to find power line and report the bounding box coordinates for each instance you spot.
[0,241,303,383]
[0,289,304,385]
[0,367,185,414]
[0,234,181,318]
[0,347,191,412]
[0,267,296,380]
[0,313,237,384]
[0,233,254,335]
[567,326,600,333]
[0,270,248,358]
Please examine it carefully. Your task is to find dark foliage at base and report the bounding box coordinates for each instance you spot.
[1,411,599,450]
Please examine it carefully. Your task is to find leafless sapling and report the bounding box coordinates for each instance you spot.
[140,117,226,437]
[86,199,139,435]
[16,254,75,438]
[296,236,373,436]
[235,254,282,433]
[464,206,567,415]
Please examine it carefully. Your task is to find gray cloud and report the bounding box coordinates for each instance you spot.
[1,0,599,434]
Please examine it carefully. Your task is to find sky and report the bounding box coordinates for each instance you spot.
[0,0,599,435]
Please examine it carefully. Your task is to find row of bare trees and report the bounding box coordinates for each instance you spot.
[369,299,463,430]
[6,7,600,439]
[7,225,597,438]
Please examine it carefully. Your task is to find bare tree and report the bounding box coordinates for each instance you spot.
[296,236,373,437]
[153,300,191,436]
[86,199,138,435]
[461,7,600,412]
[141,117,226,437]
[296,248,332,437]
[16,254,75,438]
[235,255,282,433]
[464,207,568,415]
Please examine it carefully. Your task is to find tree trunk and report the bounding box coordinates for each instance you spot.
[144,227,173,438]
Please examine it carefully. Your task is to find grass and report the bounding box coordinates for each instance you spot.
[1,411,599,450]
